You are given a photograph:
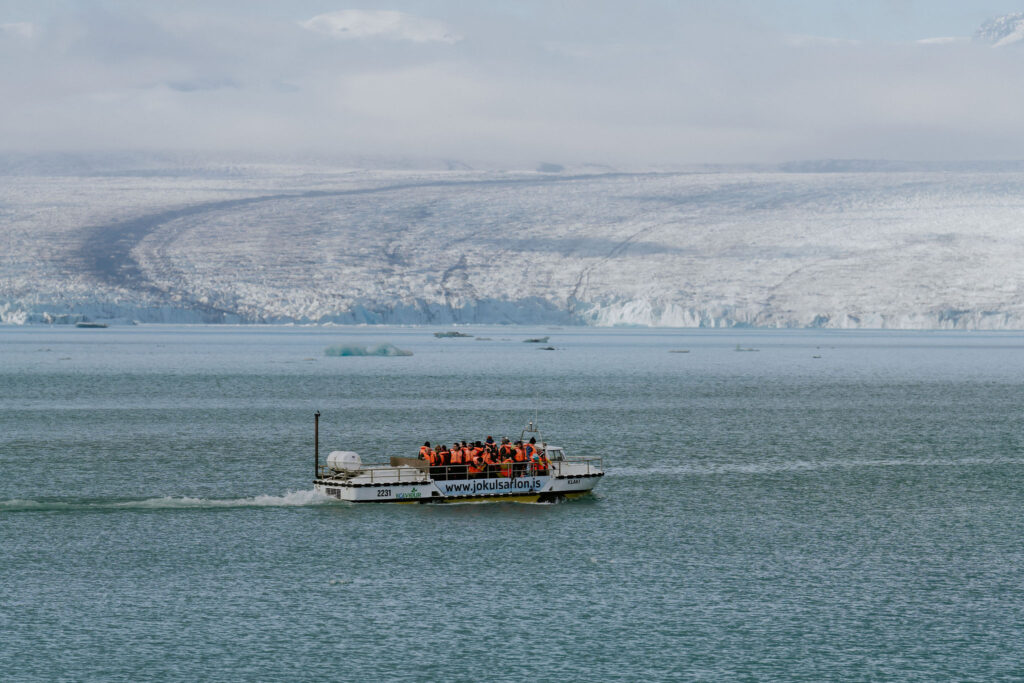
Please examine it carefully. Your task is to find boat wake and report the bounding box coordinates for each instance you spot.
[0,489,334,512]
[612,456,1022,477]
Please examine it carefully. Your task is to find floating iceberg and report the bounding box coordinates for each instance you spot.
[324,343,413,357]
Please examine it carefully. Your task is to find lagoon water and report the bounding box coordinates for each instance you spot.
[2,325,1024,681]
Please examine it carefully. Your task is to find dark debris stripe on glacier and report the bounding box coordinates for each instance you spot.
[74,171,670,310]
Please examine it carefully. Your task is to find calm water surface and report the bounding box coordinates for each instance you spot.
[2,325,1023,681]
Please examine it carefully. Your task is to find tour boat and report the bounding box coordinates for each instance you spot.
[311,413,604,503]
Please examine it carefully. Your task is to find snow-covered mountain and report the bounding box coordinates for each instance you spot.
[3,160,1024,329]
[975,13,1024,46]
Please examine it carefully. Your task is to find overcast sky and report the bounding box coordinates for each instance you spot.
[3,1,1024,166]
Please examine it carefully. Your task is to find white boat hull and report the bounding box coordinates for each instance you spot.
[314,470,603,503]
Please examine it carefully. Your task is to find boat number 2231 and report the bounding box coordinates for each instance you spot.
[377,489,392,497]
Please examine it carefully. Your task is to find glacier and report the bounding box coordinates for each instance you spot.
[975,12,1024,47]
[3,158,1024,329]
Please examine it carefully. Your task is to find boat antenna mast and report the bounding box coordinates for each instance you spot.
[521,414,543,444]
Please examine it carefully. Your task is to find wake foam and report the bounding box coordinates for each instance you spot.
[0,489,333,512]
[613,457,1020,477]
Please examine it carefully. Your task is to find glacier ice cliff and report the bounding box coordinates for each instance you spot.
[4,162,1024,329]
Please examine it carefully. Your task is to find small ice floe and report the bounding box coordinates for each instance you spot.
[434,331,473,338]
[734,344,759,352]
[539,346,556,351]
[668,349,690,353]
[324,343,412,357]
[523,336,549,343]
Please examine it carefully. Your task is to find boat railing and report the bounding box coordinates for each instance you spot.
[318,457,602,481]
[549,456,603,476]
[317,464,426,482]
[422,463,556,480]
[421,459,602,480]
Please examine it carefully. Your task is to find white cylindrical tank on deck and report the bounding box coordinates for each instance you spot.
[327,450,362,472]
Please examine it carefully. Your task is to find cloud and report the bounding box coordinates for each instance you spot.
[0,22,34,39]
[299,10,461,44]
[915,37,969,45]
[6,3,1024,166]
[783,34,862,47]
[163,77,240,93]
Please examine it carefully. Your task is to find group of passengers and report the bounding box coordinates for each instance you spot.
[417,436,549,480]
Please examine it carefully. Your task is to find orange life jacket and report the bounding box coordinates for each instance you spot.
[513,448,526,462]
[449,449,463,465]
[500,458,513,477]
[419,445,430,459]
[467,456,483,474]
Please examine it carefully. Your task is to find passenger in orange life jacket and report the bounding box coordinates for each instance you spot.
[499,452,514,477]
[533,450,549,476]
[419,442,431,460]
[482,447,498,478]
[512,441,527,477]
[524,438,538,473]
[501,438,516,474]
[467,452,484,478]
[425,448,441,480]
[447,446,458,478]
[530,437,547,474]
[468,444,480,474]
[436,446,451,480]
[520,438,536,475]
[523,440,534,461]
[448,445,466,479]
